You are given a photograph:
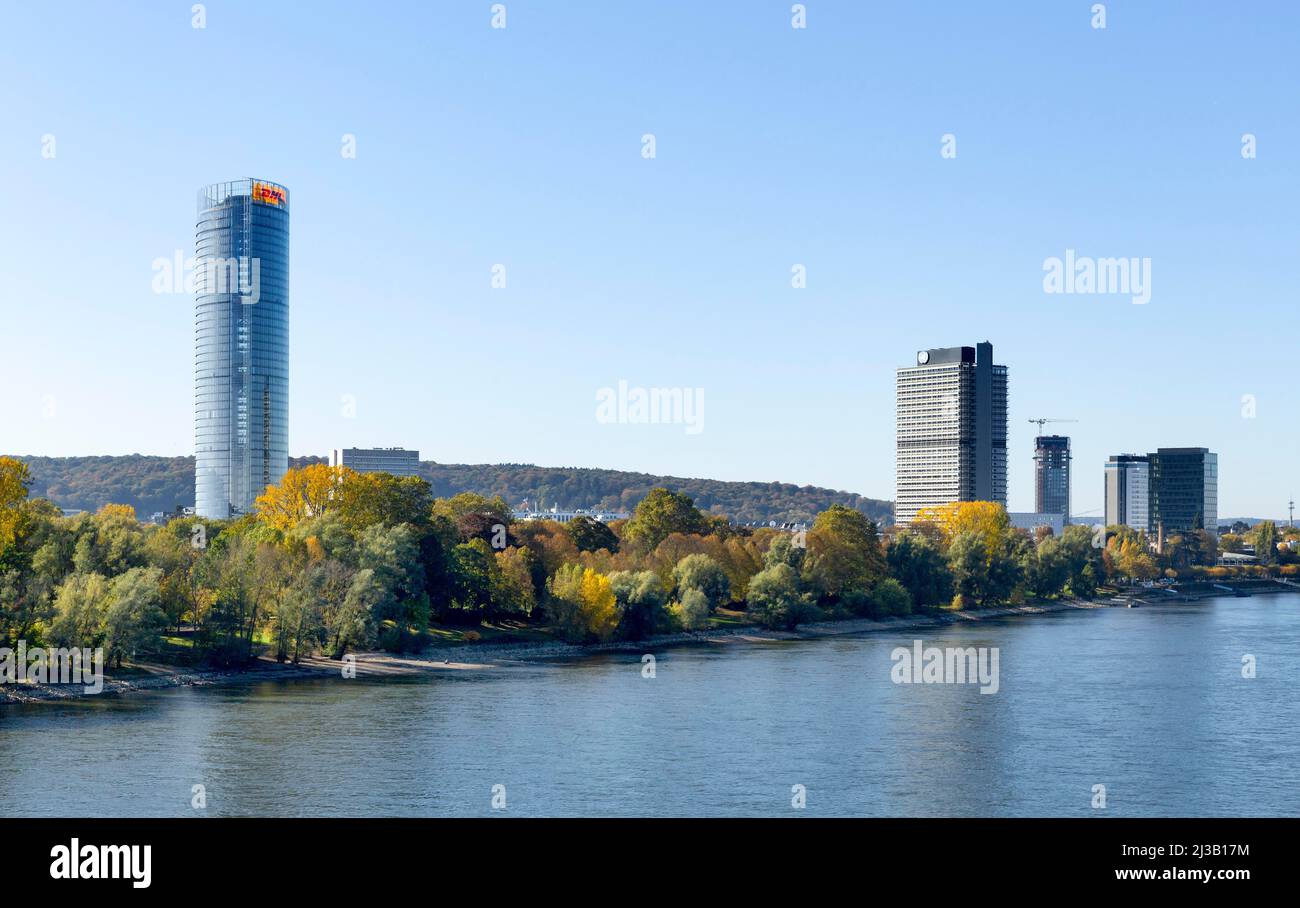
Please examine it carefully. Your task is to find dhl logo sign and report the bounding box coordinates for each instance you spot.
[251,181,286,207]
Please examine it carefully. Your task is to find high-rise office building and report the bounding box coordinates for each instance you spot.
[1148,447,1217,538]
[195,179,290,519]
[895,341,1008,525]
[330,448,421,477]
[1034,435,1071,522]
[1104,454,1149,532]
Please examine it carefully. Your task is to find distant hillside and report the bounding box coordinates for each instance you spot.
[18,455,194,517]
[408,462,892,525]
[12,455,893,526]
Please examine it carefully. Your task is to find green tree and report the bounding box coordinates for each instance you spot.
[1021,535,1071,599]
[102,567,167,667]
[763,533,806,572]
[672,553,731,611]
[1217,533,1244,555]
[144,523,199,632]
[566,515,620,553]
[1252,521,1278,566]
[1105,527,1158,582]
[70,507,147,578]
[672,587,711,631]
[1160,534,1195,573]
[446,540,494,620]
[803,505,886,601]
[356,522,428,642]
[193,532,279,665]
[885,532,952,609]
[0,456,32,552]
[294,558,356,658]
[431,492,513,549]
[0,499,67,643]
[274,555,351,663]
[746,563,807,630]
[622,488,707,551]
[491,546,538,617]
[287,512,357,565]
[49,572,112,649]
[869,577,912,618]
[335,568,383,654]
[339,473,435,531]
[1193,529,1218,567]
[1058,525,1103,597]
[609,570,668,639]
[948,532,1023,607]
[546,565,620,642]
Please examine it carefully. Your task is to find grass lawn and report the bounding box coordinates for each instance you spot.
[425,619,558,646]
[707,607,752,629]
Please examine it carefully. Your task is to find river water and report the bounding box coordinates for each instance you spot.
[2,594,1297,817]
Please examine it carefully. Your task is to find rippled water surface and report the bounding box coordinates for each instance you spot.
[2,595,1297,816]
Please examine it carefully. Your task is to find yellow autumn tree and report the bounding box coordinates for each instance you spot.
[579,567,620,642]
[96,503,137,521]
[305,535,327,562]
[255,464,358,531]
[546,565,620,642]
[0,456,32,551]
[913,501,1011,554]
[1109,533,1158,581]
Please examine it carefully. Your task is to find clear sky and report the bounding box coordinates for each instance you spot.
[2,1,1297,520]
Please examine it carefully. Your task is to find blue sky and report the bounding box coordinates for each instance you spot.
[2,1,1297,519]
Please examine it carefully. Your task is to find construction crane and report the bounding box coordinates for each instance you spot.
[1028,418,1077,434]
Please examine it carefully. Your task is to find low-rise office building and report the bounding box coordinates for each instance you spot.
[1009,511,1066,536]
[330,447,421,477]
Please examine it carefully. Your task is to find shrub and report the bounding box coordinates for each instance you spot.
[870,578,912,618]
[672,588,711,631]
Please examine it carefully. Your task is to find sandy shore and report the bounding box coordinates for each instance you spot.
[0,598,1105,706]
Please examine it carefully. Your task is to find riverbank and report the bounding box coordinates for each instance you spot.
[1109,578,1297,605]
[0,597,1105,706]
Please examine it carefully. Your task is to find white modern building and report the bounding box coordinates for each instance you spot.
[330,447,420,477]
[1104,454,1149,532]
[1009,511,1066,536]
[895,342,1008,525]
[511,507,629,524]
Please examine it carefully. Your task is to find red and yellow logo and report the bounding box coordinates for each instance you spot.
[251,181,286,207]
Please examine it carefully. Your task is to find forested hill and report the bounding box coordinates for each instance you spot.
[12,455,893,525]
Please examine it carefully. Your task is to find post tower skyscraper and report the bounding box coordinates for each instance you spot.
[194,179,290,519]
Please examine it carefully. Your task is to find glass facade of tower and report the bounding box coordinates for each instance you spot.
[1034,435,1071,522]
[195,179,290,518]
[1148,448,1217,538]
